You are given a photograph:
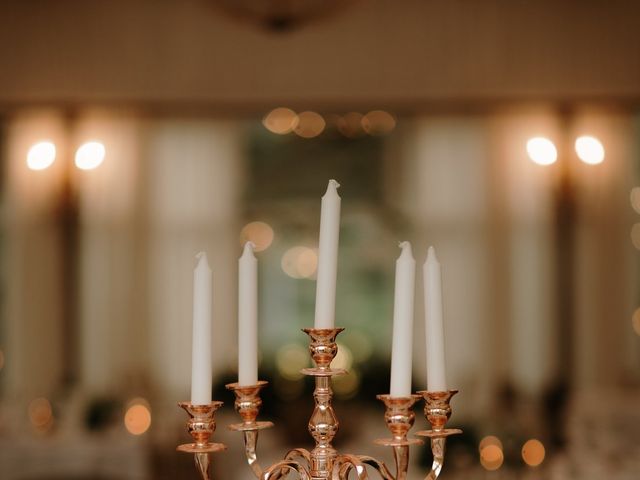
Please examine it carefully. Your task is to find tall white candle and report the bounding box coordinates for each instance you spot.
[424,246,447,392]
[390,241,416,398]
[314,179,341,329]
[191,252,212,405]
[238,241,258,386]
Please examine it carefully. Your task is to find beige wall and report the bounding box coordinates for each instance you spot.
[0,0,639,108]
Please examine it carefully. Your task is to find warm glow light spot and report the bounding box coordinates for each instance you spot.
[281,246,318,279]
[333,343,353,371]
[630,187,640,214]
[575,136,605,165]
[124,401,151,435]
[479,435,503,453]
[240,221,274,252]
[480,444,504,471]
[294,111,325,138]
[522,439,545,467]
[630,224,640,250]
[27,141,56,170]
[29,397,53,431]
[75,141,105,170]
[263,108,299,135]
[342,330,373,362]
[333,368,360,399]
[275,344,308,380]
[362,110,396,135]
[632,308,640,336]
[337,112,364,138]
[526,137,557,165]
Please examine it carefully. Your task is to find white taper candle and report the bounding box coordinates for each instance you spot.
[238,241,258,386]
[191,252,212,405]
[424,246,447,392]
[390,241,416,398]
[314,179,341,329]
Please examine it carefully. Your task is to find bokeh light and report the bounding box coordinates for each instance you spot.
[362,110,396,135]
[632,308,640,336]
[240,221,274,252]
[337,112,364,138]
[522,438,545,467]
[630,187,640,214]
[342,330,373,363]
[26,141,56,171]
[333,343,353,371]
[281,246,318,279]
[479,435,503,452]
[480,444,504,471]
[333,368,360,399]
[75,141,105,170]
[630,223,640,250]
[263,107,299,134]
[275,343,308,380]
[526,137,558,166]
[28,397,53,432]
[294,111,326,138]
[124,399,152,435]
[575,135,605,165]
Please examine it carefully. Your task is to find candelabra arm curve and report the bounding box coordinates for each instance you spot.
[285,448,312,465]
[241,430,265,478]
[334,454,370,480]
[353,455,395,480]
[424,438,446,480]
[194,452,211,480]
[263,460,312,480]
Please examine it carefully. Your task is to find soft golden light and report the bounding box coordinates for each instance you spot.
[575,135,605,165]
[630,223,640,250]
[281,246,318,279]
[526,137,557,165]
[332,343,353,371]
[632,308,640,336]
[479,435,503,453]
[337,112,364,138]
[630,187,640,214]
[28,397,53,431]
[522,439,545,467]
[124,401,152,435]
[294,111,325,138]
[333,368,360,399]
[75,141,105,170]
[263,108,299,135]
[480,444,504,471]
[26,141,56,170]
[275,343,308,380]
[362,110,396,135]
[240,221,274,252]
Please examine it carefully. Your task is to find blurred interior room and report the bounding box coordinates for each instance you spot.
[0,1,639,479]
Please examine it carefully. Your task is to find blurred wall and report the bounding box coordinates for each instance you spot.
[0,0,639,107]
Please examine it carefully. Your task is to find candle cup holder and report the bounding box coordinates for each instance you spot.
[374,395,423,447]
[415,390,462,480]
[177,401,227,480]
[226,381,274,479]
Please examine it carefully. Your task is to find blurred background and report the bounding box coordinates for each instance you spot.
[0,1,639,479]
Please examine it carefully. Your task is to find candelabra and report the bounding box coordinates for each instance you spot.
[178,328,461,480]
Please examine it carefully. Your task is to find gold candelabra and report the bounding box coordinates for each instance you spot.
[178,328,461,480]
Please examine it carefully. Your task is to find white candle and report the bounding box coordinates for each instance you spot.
[238,241,258,386]
[191,252,212,405]
[424,246,447,392]
[314,179,341,329]
[390,241,416,398]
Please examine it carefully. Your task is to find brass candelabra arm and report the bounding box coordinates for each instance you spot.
[177,401,227,480]
[263,460,312,480]
[226,381,274,479]
[415,390,462,480]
